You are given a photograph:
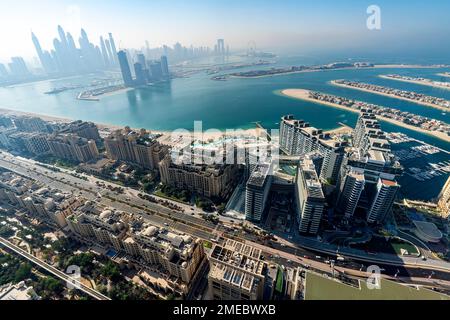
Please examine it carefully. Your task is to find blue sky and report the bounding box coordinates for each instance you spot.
[1,0,450,61]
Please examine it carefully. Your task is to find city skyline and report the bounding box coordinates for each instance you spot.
[1,0,450,305]
[2,0,450,62]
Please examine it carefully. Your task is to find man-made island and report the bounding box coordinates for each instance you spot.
[226,63,447,79]
[438,72,450,78]
[229,62,374,78]
[380,74,450,90]
[280,88,450,143]
[331,79,450,111]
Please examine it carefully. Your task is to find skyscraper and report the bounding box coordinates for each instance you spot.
[57,25,69,50]
[279,115,346,184]
[108,33,118,65]
[336,110,403,224]
[295,158,325,235]
[8,57,30,77]
[100,36,110,67]
[0,63,8,78]
[217,39,225,55]
[367,178,399,224]
[117,50,133,87]
[160,55,169,77]
[137,54,147,69]
[105,39,114,66]
[133,63,146,86]
[245,163,272,222]
[438,176,450,218]
[149,61,163,81]
[31,32,53,74]
[336,169,365,218]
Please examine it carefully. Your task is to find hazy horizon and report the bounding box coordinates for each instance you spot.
[1,0,450,64]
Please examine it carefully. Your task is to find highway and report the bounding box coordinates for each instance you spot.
[0,236,111,300]
[1,151,450,286]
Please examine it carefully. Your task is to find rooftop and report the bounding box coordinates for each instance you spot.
[247,163,271,188]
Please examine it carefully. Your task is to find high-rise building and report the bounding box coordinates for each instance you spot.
[208,239,266,300]
[12,116,48,133]
[99,36,110,67]
[58,120,100,141]
[336,169,365,218]
[217,39,225,55]
[336,110,402,224]
[295,158,325,235]
[47,134,99,163]
[105,128,167,169]
[8,57,30,78]
[245,163,273,222]
[0,63,8,78]
[159,154,238,198]
[438,176,450,218]
[149,61,163,81]
[117,50,133,87]
[133,63,147,86]
[367,178,399,224]
[137,53,147,69]
[160,55,169,77]
[57,25,68,49]
[353,110,382,151]
[280,115,346,184]
[105,39,114,66]
[31,32,54,74]
[108,33,118,65]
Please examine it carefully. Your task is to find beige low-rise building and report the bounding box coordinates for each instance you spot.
[104,128,167,170]
[159,154,239,198]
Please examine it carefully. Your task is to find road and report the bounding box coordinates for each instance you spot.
[0,236,110,300]
[1,151,450,286]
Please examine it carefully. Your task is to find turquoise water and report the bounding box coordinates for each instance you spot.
[1,56,450,200]
[1,60,449,140]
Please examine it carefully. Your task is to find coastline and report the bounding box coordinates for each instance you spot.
[77,87,134,102]
[330,80,450,112]
[379,75,450,90]
[229,64,445,79]
[437,73,450,78]
[0,106,263,142]
[279,89,450,143]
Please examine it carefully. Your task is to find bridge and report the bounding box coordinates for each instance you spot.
[0,236,111,300]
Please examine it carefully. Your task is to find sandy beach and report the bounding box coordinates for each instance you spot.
[379,75,450,91]
[373,64,447,69]
[438,73,450,78]
[330,80,450,112]
[0,106,263,143]
[230,64,445,79]
[280,89,450,143]
[324,125,353,135]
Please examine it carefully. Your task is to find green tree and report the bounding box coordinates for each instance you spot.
[14,262,32,283]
